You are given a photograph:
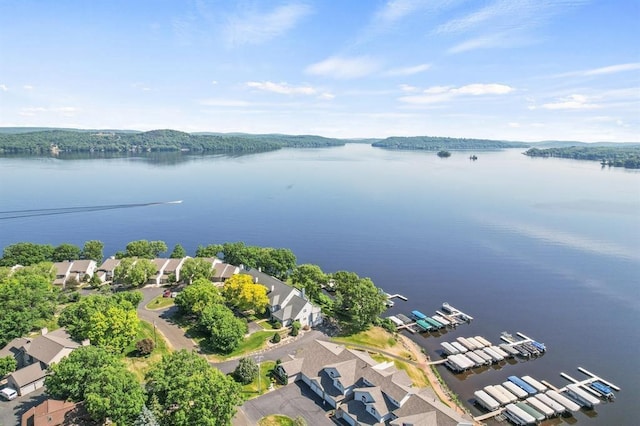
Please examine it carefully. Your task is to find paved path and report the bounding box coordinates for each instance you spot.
[137,287,199,352]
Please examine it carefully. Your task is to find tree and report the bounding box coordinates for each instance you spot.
[233,357,258,385]
[195,244,222,258]
[114,258,157,287]
[0,355,17,377]
[221,274,269,314]
[0,242,54,266]
[88,305,140,353]
[291,264,326,301]
[145,350,242,426]
[136,338,155,356]
[257,247,296,280]
[174,278,223,316]
[52,243,81,261]
[134,405,160,426]
[46,346,143,425]
[272,332,281,343]
[290,320,301,337]
[199,304,247,353]
[0,264,58,346]
[82,240,104,263]
[170,244,186,258]
[333,271,386,332]
[119,240,168,259]
[84,364,145,425]
[180,257,213,284]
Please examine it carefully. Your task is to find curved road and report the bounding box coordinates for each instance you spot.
[137,287,199,352]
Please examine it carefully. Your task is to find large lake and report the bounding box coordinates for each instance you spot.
[1,145,638,425]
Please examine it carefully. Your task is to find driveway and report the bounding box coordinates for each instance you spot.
[237,381,335,425]
[137,287,199,352]
[0,387,46,426]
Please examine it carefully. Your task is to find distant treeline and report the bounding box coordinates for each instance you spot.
[0,129,347,154]
[524,146,640,169]
[372,136,529,150]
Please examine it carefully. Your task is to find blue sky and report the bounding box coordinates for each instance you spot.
[1,0,638,141]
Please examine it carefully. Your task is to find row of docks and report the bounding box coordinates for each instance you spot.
[473,369,620,425]
[442,337,512,371]
[387,303,473,334]
[500,331,546,358]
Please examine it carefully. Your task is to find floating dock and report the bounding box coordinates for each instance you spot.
[508,376,538,395]
[560,367,619,401]
[474,390,501,412]
[533,393,567,415]
[515,402,545,422]
[441,302,473,322]
[545,389,581,412]
[521,375,547,393]
[500,331,546,358]
[503,403,536,425]
[502,381,528,399]
[525,396,555,418]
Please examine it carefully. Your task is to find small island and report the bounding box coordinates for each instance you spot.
[524,145,640,169]
[437,150,451,158]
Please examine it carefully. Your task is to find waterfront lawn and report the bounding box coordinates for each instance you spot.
[333,327,397,350]
[241,360,277,398]
[123,320,171,382]
[145,294,175,310]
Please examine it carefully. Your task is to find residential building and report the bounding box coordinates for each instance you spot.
[21,399,87,426]
[95,257,121,282]
[242,268,322,328]
[274,340,472,425]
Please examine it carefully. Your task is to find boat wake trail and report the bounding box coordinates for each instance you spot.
[0,200,182,220]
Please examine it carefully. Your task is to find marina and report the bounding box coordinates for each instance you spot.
[392,302,474,335]
[499,331,546,358]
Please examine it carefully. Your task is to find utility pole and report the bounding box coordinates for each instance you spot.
[153,320,157,346]
[255,355,264,394]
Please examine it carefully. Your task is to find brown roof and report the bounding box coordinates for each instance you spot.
[24,329,82,366]
[21,399,86,426]
[69,260,95,273]
[0,337,29,359]
[97,258,120,271]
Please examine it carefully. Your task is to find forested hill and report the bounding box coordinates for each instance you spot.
[372,136,529,150]
[0,129,347,154]
[524,145,640,169]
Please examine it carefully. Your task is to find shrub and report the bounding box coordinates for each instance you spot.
[135,338,155,356]
[273,320,282,330]
[233,357,259,385]
[272,332,281,344]
[290,320,301,337]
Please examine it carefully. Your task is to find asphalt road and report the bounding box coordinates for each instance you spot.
[137,287,199,352]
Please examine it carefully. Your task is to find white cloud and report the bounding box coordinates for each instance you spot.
[19,106,78,117]
[374,0,454,25]
[318,93,335,100]
[399,83,514,104]
[554,62,640,78]
[385,63,431,76]
[211,80,218,85]
[132,83,151,91]
[0,84,7,91]
[246,81,317,96]
[23,85,34,90]
[399,84,419,92]
[306,56,380,79]
[225,3,312,46]
[541,94,598,110]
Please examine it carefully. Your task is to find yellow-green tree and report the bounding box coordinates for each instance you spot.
[222,274,269,314]
[88,305,140,353]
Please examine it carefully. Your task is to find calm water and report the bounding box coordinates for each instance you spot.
[1,145,639,425]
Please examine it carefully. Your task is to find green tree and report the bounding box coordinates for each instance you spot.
[88,305,140,353]
[291,264,326,301]
[136,338,155,356]
[46,346,143,424]
[170,244,186,258]
[233,357,258,385]
[333,271,386,332]
[52,243,81,261]
[114,290,144,307]
[81,240,104,263]
[120,240,168,259]
[174,278,223,316]
[114,258,157,287]
[199,304,247,353]
[221,274,269,314]
[85,364,145,424]
[195,244,222,258]
[258,247,297,280]
[0,355,17,377]
[0,242,54,266]
[272,332,281,343]
[0,264,59,346]
[180,257,214,284]
[290,320,301,337]
[145,350,242,426]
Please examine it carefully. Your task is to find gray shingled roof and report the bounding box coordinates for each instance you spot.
[9,362,47,387]
[24,329,82,366]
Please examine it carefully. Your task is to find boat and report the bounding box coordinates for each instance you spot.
[502,381,528,399]
[504,403,536,425]
[441,342,459,355]
[525,396,555,418]
[411,310,427,320]
[520,376,547,393]
[545,390,581,412]
[474,390,500,411]
[564,384,600,408]
[533,393,567,415]
[508,376,537,395]
[515,402,545,422]
[590,381,615,400]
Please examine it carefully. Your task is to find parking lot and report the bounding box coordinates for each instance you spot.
[0,387,46,426]
[238,382,336,425]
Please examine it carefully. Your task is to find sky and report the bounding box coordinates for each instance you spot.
[0,0,639,142]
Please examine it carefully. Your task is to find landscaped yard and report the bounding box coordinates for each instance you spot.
[241,360,278,398]
[123,320,171,382]
[259,414,305,426]
[332,327,397,350]
[207,330,277,362]
[145,294,175,310]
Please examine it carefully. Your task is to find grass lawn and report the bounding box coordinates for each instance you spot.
[241,360,278,398]
[258,414,300,426]
[123,320,171,382]
[145,295,175,310]
[207,330,276,362]
[332,327,397,350]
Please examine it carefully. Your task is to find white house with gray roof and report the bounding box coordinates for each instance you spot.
[241,268,322,328]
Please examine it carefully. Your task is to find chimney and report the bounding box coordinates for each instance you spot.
[301,288,306,299]
[254,277,258,283]
[271,285,274,293]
